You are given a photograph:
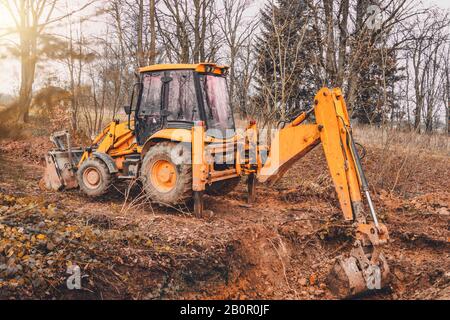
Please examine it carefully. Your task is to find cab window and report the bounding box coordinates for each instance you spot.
[139,72,163,117]
[166,70,199,122]
[200,74,234,132]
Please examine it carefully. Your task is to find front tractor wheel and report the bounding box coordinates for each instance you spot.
[77,158,113,197]
[140,142,192,206]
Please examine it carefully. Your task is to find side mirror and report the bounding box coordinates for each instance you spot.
[124,105,132,115]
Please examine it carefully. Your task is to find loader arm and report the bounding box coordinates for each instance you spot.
[257,88,390,297]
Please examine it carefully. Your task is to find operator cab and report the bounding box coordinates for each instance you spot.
[125,63,235,145]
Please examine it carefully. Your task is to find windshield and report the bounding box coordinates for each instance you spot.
[200,75,234,136]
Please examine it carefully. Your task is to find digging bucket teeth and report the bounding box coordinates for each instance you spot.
[327,222,391,298]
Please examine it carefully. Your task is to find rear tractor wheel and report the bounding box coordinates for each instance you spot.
[77,158,113,197]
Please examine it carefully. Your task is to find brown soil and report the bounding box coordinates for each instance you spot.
[0,137,448,300]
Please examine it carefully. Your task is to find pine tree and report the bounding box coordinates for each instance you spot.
[253,0,402,126]
[353,48,404,125]
[253,0,317,123]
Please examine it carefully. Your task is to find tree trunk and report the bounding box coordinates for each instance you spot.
[193,0,201,63]
[323,0,336,85]
[149,0,157,64]
[17,29,38,124]
[137,0,145,67]
[425,102,433,133]
[414,94,422,131]
[337,0,349,86]
[445,99,450,135]
[444,59,450,135]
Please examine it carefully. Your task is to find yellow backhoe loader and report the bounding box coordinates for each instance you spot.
[41,63,390,297]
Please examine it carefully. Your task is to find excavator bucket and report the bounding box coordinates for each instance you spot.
[327,242,391,298]
[39,131,83,191]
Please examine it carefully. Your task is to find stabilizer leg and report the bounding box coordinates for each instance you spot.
[247,173,257,204]
[193,191,204,218]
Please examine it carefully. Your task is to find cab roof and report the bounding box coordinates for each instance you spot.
[139,63,229,75]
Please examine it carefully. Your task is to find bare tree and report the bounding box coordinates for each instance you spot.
[149,0,157,64]
[234,36,258,119]
[444,46,450,134]
[217,0,258,111]
[0,0,57,123]
[255,0,312,125]
[310,0,418,107]
[137,0,145,67]
[157,0,219,63]
[0,0,95,123]
[404,9,450,132]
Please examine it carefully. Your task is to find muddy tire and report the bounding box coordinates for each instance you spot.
[140,141,192,205]
[77,158,113,197]
[206,177,241,196]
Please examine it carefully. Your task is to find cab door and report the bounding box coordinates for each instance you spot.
[136,72,163,145]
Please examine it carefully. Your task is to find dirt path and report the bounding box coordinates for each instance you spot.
[0,141,448,300]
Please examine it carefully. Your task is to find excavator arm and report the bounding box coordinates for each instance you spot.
[257,88,390,297]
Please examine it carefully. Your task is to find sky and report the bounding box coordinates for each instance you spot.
[0,0,449,97]
[0,0,103,97]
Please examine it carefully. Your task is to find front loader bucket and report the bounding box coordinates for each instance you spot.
[40,131,84,191]
[40,150,83,191]
[40,154,65,191]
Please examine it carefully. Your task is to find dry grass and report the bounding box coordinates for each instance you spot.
[354,125,449,156]
[353,125,449,195]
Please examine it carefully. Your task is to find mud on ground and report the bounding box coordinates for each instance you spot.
[0,136,448,300]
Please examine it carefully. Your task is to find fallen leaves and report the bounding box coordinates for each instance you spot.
[0,193,110,296]
[36,234,46,241]
[0,191,231,299]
